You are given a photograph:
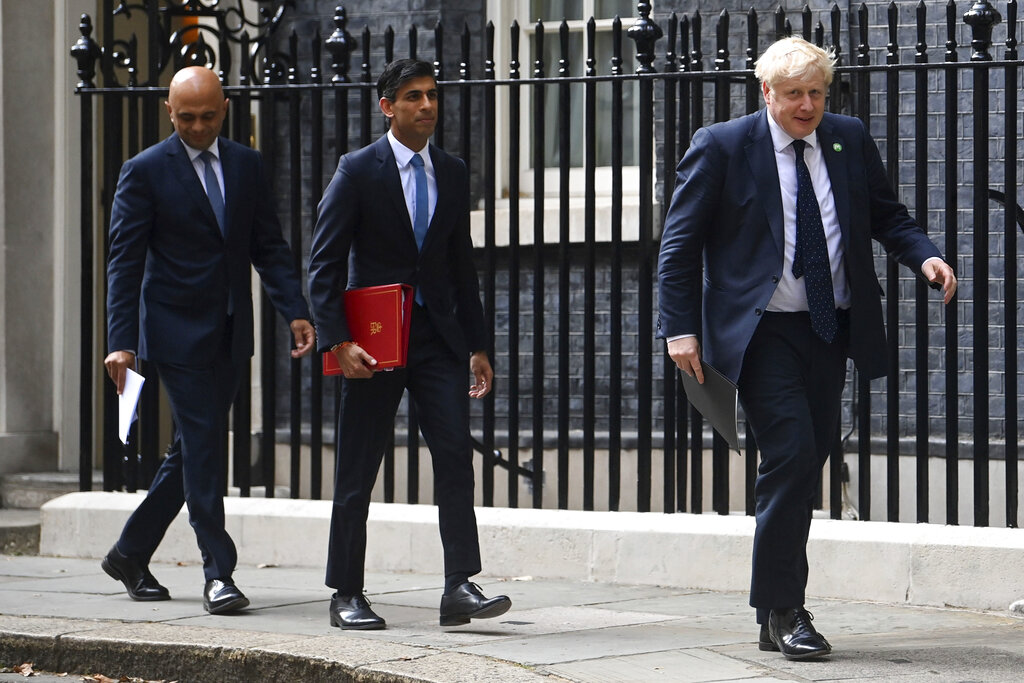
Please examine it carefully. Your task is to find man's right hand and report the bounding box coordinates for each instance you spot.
[333,342,377,379]
[667,337,704,384]
[104,350,136,395]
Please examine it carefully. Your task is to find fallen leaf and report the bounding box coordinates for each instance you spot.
[256,563,277,569]
[14,661,34,676]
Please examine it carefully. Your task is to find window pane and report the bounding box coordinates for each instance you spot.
[531,31,584,168]
[530,0,583,22]
[595,0,636,18]
[595,31,638,166]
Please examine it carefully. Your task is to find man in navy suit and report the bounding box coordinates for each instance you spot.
[308,59,510,630]
[658,38,957,659]
[103,66,314,614]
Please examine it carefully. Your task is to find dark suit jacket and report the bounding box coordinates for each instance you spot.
[308,135,486,360]
[106,133,310,365]
[657,110,942,383]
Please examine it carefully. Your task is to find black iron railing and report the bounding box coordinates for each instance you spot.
[70,1,1023,527]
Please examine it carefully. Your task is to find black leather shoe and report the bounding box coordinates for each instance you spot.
[203,578,249,614]
[767,608,832,660]
[758,624,778,652]
[439,582,511,626]
[329,593,386,630]
[101,545,170,601]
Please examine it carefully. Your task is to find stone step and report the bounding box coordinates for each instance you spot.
[0,508,40,555]
[0,471,102,510]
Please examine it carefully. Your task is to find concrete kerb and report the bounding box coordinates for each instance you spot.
[39,491,1024,613]
[0,615,554,683]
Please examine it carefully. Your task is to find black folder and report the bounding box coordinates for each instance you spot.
[679,361,739,450]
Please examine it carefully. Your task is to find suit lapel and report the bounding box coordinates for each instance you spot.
[745,111,785,260]
[219,139,241,241]
[817,117,851,245]
[375,136,417,247]
[165,134,223,240]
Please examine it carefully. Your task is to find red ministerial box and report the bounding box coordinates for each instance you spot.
[322,283,414,376]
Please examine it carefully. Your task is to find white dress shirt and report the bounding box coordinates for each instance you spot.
[387,129,437,230]
[182,138,225,200]
[764,110,851,312]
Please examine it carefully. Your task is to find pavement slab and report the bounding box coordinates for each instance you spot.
[2,554,1023,682]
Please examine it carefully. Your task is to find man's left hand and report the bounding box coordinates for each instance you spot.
[922,258,958,305]
[469,351,493,399]
[290,319,315,358]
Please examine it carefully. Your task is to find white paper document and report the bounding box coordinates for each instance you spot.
[118,368,145,445]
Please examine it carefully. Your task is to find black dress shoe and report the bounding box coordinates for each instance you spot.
[758,624,778,652]
[767,608,832,660]
[101,545,170,602]
[203,578,249,614]
[439,582,511,626]
[329,593,386,630]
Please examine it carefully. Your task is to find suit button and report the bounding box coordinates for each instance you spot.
[755,308,762,316]
[771,275,779,283]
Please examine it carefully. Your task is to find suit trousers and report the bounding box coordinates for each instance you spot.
[116,318,242,582]
[737,310,849,624]
[325,305,482,594]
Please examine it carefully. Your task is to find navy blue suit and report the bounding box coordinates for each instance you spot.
[107,133,310,581]
[308,135,486,594]
[658,110,942,619]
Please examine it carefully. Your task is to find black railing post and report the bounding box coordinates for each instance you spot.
[233,31,254,498]
[854,1,872,520]
[884,1,900,522]
[913,0,930,524]
[287,30,304,499]
[964,0,1001,527]
[531,19,546,509]
[662,12,679,514]
[943,0,961,526]
[557,19,572,510]
[309,29,324,501]
[627,1,661,513]
[1002,0,1019,528]
[482,21,497,509]
[608,16,623,512]
[711,8,730,515]
[583,17,598,512]
[507,20,523,508]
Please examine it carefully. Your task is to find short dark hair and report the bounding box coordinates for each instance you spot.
[377,59,436,101]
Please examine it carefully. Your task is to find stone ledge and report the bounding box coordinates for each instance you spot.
[39,492,1024,613]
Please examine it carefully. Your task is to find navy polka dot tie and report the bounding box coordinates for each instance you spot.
[791,139,838,343]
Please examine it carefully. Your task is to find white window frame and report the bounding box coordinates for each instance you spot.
[476,0,648,245]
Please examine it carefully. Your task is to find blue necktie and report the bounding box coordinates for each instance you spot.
[200,150,226,237]
[201,150,233,314]
[791,139,838,343]
[410,153,429,250]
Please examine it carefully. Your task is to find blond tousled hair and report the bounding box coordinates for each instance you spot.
[754,36,836,89]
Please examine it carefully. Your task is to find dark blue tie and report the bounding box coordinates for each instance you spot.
[201,150,232,314]
[200,150,226,237]
[791,139,837,343]
[410,153,429,250]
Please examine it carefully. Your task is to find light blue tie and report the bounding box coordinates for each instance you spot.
[410,153,429,250]
[200,150,226,237]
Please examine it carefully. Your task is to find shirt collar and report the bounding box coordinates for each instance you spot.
[181,138,221,162]
[765,109,818,153]
[387,129,428,168]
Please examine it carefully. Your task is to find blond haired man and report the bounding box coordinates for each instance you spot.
[658,37,956,659]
